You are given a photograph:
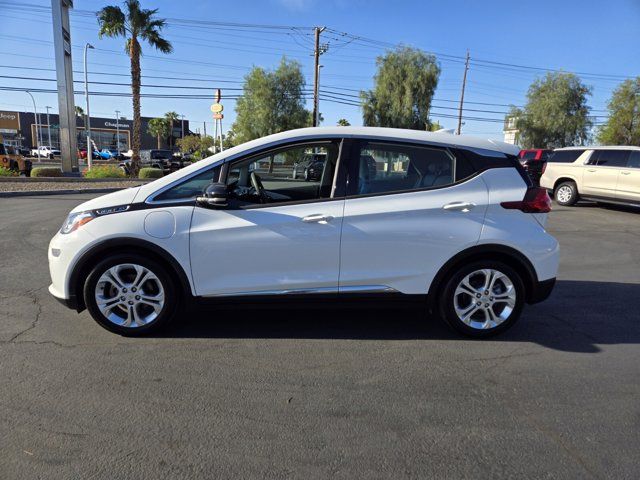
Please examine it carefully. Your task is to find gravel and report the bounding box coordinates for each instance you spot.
[0,181,143,193]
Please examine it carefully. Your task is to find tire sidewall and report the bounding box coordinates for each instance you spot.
[439,260,525,338]
[555,182,578,206]
[83,253,178,336]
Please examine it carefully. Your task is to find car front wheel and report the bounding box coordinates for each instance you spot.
[439,261,525,338]
[555,181,579,206]
[83,254,179,336]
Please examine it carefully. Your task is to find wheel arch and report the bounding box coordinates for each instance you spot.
[68,237,193,312]
[426,244,539,312]
[553,176,578,192]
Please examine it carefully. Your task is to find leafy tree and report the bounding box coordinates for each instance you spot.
[74,106,84,117]
[147,118,170,149]
[597,77,640,145]
[361,46,440,130]
[164,111,180,148]
[428,121,443,132]
[510,72,592,148]
[97,0,172,176]
[232,58,310,144]
[176,134,214,159]
[337,118,351,126]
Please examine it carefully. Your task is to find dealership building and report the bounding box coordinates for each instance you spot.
[0,110,191,152]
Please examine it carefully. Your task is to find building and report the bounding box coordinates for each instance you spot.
[0,110,190,152]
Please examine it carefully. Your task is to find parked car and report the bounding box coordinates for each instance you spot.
[518,149,552,185]
[48,127,558,337]
[119,149,183,175]
[540,146,640,207]
[294,152,326,179]
[0,143,32,176]
[31,146,61,159]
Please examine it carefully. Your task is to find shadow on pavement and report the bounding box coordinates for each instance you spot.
[157,280,640,353]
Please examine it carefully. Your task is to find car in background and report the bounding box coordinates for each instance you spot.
[31,146,61,159]
[304,157,326,181]
[540,146,640,207]
[294,152,326,179]
[518,149,552,185]
[48,126,558,338]
[0,143,32,176]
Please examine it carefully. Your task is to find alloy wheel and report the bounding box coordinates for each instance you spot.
[556,185,573,203]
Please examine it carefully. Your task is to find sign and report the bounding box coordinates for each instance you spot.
[210,103,224,113]
[215,89,221,103]
[0,111,19,131]
[104,121,130,129]
[213,113,224,120]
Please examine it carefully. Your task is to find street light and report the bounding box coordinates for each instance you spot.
[115,110,120,155]
[45,106,52,149]
[84,43,95,169]
[25,90,41,162]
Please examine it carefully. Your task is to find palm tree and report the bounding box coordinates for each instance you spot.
[164,111,179,148]
[97,0,172,176]
[147,118,170,149]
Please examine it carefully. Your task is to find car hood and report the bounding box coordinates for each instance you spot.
[70,186,141,213]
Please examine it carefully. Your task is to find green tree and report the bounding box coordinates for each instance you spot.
[176,134,215,159]
[147,117,170,149]
[164,111,180,148]
[97,0,172,176]
[361,46,440,130]
[510,72,592,148]
[597,77,640,145]
[232,58,310,145]
[428,121,443,132]
[337,118,351,126]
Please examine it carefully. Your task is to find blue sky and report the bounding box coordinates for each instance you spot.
[1,0,639,141]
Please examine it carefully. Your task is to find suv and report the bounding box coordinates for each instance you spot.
[518,149,552,185]
[0,143,32,176]
[540,146,640,207]
[48,127,558,338]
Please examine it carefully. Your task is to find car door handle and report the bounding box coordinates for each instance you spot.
[620,171,631,175]
[302,214,333,223]
[443,202,476,212]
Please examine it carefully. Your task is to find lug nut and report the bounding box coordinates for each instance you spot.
[128,301,134,305]
[485,303,490,307]
[135,295,140,300]
[484,290,489,295]
[476,293,481,298]
[120,296,125,301]
[131,287,137,292]
[476,302,481,306]
[122,288,127,293]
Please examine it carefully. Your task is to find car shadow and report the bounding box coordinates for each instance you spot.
[157,280,640,353]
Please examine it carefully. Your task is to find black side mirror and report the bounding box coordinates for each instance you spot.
[196,182,229,209]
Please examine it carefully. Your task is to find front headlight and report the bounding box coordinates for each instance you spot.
[60,211,95,234]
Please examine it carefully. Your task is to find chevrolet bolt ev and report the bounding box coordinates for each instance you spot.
[540,146,640,207]
[49,127,559,338]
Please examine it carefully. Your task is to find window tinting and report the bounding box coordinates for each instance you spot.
[349,143,471,196]
[547,150,585,163]
[627,151,640,169]
[154,165,221,201]
[595,150,630,167]
[521,151,537,160]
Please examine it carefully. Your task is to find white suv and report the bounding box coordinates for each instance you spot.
[48,127,559,337]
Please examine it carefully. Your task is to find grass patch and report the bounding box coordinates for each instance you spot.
[83,165,126,179]
[31,167,63,177]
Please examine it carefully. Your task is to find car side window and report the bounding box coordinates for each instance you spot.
[347,142,472,196]
[153,165,221,201]
[594,150,630,167]
[626,151,640,169]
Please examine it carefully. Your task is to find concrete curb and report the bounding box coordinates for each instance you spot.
[0,188,122,198]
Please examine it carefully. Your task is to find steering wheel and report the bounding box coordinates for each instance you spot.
[250,171,268,203]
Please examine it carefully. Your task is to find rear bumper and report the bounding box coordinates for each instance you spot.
[527,277,556,304]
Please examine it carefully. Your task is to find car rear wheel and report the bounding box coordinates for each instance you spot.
[83,254,179,336]
[438,261,525,338]
[555,181,579,206]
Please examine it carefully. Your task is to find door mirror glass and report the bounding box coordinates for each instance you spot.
[196,182,229,209]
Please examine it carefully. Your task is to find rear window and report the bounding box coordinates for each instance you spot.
[520,151,537,160]
[547,149,585,163]
[590,150,630,167]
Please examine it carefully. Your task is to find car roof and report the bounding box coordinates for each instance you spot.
[554,145,640,151]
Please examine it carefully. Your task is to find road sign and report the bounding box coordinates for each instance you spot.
[210,103,224,113]
[213,113,224,120]
[215,89,221,103]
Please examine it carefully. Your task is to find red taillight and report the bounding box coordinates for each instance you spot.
[501,187,552,213]
[541,161,547,175]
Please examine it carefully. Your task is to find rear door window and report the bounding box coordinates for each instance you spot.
[595,150,630,167]
[547,150,585,163]
[627,151,640,169]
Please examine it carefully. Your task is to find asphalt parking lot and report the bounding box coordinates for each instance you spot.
[1,194,639,479]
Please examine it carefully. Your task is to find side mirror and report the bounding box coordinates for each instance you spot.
[196,182,229,209]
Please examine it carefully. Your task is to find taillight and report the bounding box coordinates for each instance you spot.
[501,187,551,213]
[541,161,547,175]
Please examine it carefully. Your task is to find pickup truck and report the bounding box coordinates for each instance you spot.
[31,146,61,159]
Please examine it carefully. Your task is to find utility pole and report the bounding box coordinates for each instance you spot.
[181,114,185,138]
[456,50,470,135]
[45,106,52,147]
[312,26,326,128]
[203,121,206,137]
[25,91,41,162]
[84,42,95,169]
[115,109,120,154]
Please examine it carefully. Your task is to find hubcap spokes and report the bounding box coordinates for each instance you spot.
[95,263,165,328]
[557,186,571,203]
[453,268,516,330]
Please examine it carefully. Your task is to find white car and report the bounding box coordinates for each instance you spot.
[31,146,61,159]
[48,127,559,337]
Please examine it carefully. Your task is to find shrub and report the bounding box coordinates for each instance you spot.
[83,165,126,179]
[31,167,63,177]
[138,167,163,179]
[0,166,17,177]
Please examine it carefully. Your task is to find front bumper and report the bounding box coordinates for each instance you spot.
[49,285,80,310]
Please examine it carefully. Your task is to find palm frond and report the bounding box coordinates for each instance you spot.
[96,5,126,38]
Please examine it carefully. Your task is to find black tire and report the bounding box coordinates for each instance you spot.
[83,253,179,336]
[438,260,525,338]
[554,181,579,206]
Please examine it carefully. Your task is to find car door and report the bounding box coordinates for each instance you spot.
[616,150,640,203]
[188,139,345,297]
[582,149,629,198]
[338,140,488,295]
